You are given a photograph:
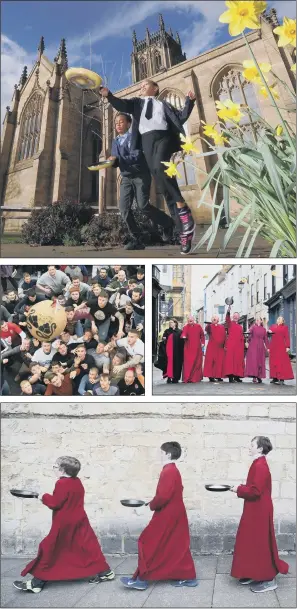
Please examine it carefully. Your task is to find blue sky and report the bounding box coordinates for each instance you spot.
[1,0,295,118]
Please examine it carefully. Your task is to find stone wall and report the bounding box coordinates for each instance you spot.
[1,402,295,556]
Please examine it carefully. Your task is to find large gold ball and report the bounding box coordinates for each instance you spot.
[26,300,67,342]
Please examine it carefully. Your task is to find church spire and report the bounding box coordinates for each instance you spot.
[19,65,28,88]
[56,38,68,73]
[159,13,165,32]
[38,36,45,61]
[176,31,181,45]
[132,29,137,49]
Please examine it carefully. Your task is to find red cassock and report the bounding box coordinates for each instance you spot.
[231,456,289,581]
[181,323,205,383]
[203,324,226,378]
[223,313,244,377]
[21,477,110,581]
[269,324,294,380]
[133,463,196,582]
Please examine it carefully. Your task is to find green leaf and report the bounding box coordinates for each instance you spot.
[223,204,252,248]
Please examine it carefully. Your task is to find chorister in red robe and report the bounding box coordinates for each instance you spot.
[231,456,289,581]
[203,323,226,379]
[223,311,245,378]
[21,477,110,581]
[181,320,205,383]
[268,323,294,380]
[133,462,196,582]
[244,324,269,379]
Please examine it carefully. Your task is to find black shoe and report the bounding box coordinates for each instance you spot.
[13,580,43,593]
[217,378,224,382]
[178,206,195,235]
[270,378,278,383]
[166,378,172,384]
[234,377,242,383]
[124,240,145,250]
[180,230,195,255]
[257,378,263,384]
[89,570,115,584]
[209,377,215,382]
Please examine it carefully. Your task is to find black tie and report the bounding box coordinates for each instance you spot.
[145,98,153,120]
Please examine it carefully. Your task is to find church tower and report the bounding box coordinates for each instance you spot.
[131,13,186,83]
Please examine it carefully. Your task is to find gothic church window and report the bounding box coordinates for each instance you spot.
[17,93,43,162]
[139,57,147,80]
[154,51,162,73]
[160,90,197,186]
[215,67,261,141]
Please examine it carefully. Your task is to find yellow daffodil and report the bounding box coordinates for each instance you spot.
[161,161,181,179]
[212,132,229,146]
[275,125,283,136]
[273,17,296,48]
[291,63,296,73]
[259,85,280,100]
[215,99,244,123]
[202,123,228,145]
[179,134,200,154]
[242,59,271,83]
[219,1,267,36]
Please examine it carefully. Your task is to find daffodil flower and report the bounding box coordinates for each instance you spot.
[242,60,271,83]
[219,1,267,37]
[202,123,228,145]
[275,125,283,136]
[273,17,296,48]
[179,134,200,154]
[259,85,280,100]
[161,161,181,179]
[215,99,244,123]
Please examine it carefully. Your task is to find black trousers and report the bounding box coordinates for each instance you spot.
[1,276,18,292]
[141,130,186,230]
[119,171,174,239]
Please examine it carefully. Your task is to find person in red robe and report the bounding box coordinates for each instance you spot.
[203,315,226,382]
[13,456,114,594]
[181,316,205,383]
[268,316,294,385]
[244,318,269,383]
[223,307,244,382]
[120,441,197,590]
[230,435,289,593]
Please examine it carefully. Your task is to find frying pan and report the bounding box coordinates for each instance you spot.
[120,499,146,507]
[225,297,234,306]
[10,489,39,498]
[205,484,231,492]
[88,160,115,171]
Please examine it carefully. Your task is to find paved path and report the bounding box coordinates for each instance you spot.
[2,227,271,259]
[1,555,296,608]
[153,365,296,396]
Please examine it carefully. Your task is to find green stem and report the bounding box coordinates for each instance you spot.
[242,31,295,153]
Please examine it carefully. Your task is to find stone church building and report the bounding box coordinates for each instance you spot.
[1,10,295,230]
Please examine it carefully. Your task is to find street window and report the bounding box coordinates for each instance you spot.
[264,274,267,300]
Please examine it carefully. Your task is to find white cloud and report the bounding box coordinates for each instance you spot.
[1,35,36,123]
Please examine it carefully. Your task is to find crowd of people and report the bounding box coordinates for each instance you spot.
[1,264,145,396]
[155,309,294,386]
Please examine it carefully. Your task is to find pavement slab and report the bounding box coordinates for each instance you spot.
[275,577,296,608]
[212,574,280,608]
[142,579,214,608]
[153,367,296,396]
[2,556,296,608]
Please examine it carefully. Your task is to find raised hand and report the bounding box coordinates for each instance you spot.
[99,86,109,97]
[187,90,196,100]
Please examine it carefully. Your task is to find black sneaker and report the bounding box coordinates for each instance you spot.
[178,207,195,235]
[89,570,115,584]
[13,580,43,593]
[124,240,145,250]
[217,378,224,382]
[180,231,194,255]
